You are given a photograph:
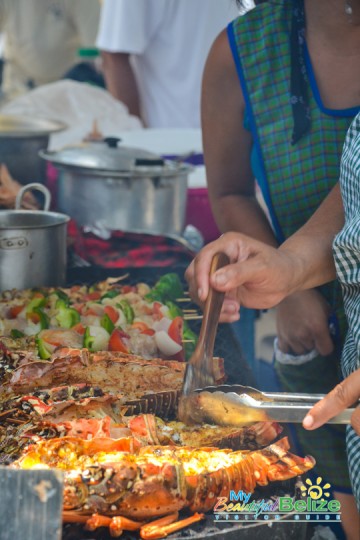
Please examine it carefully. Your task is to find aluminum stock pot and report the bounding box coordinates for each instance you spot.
[40,138,192,236]
[0,115,66,185]
[0,183,70,291]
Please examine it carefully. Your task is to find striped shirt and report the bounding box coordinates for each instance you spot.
[333,113,360,508]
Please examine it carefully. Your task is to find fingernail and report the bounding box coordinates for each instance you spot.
[226,303,237,313]
[303,415,314,428]
[214,272,226,285]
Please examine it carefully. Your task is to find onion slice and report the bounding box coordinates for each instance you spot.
[155,330,182,356]
[153,317,172,333]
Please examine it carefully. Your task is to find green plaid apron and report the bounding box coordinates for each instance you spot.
[228,2,360,489]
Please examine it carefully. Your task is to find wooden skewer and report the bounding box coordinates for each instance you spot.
[0,408,18,419]
[184,315,203,320]
[176,298,191,302]
[182,339,196,343]
[182,309,199,313]
[5,417,28,425]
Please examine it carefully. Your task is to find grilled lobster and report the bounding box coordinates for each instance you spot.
[15,436,315,538]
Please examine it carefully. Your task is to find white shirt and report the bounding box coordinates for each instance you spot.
[0,0,101,100]
[97,0,239,128]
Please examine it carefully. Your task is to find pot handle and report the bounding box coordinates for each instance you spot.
[15,183,51,211]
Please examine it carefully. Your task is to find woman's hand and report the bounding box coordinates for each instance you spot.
[185,256,241,323]
[303,369,360,435]
[185,232,302,319]
[276,290,334,356]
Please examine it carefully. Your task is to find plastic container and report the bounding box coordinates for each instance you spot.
[185,187,220,244]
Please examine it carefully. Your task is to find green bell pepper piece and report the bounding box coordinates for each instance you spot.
[83,327,95,351]
[100,313,115,334]
[54,290,70,306]
[101,290,120,301]
[36,336,51,360]
[165,301,183,320]
[55,300,80,328]
[10,329,25,339]
[55,299,67,310]
[117,300,134,324]
[26,296,46,314]
[33,307,50,330]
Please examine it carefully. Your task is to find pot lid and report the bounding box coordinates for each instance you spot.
[0,114,66,137]
[39,138,185,174]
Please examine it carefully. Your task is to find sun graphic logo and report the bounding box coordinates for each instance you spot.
[301,477,332,501]
[279,476,340,515]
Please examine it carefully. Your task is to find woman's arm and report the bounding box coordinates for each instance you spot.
[186,183,344,315]
[201,29,277,244]
[279,182,343,289]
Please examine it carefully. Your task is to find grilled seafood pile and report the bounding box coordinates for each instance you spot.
[0,348,315,539]
[0,277,316,539]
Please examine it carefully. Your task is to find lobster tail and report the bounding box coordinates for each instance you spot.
[248,437,316,485]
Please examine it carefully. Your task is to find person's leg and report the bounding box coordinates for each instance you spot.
[333,492,359,540]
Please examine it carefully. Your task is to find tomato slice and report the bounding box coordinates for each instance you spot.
[153,301,164,320]
[168,316,183,344]
[27,312,40,324]
[131,321,155,336]
[121,285,135,294]
[108,329,129,353]
[83,291,102,301]
[72,323,86,335]
[168,316,185,361]
[141,328,155,336]
[72,303,85,314]
[104,305,119,324]
[83,309,101,317]
[8,304,25,319]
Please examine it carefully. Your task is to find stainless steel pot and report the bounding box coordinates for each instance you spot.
[40,138,191,236]
[0,183,70,291]
[0,115,66,185]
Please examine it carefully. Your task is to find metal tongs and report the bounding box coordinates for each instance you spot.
[178,253,357,427]
[181,384,357,426]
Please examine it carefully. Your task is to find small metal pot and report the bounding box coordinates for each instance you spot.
[0,183,70,291]
[40,138,192,236]
[0,115,65,185]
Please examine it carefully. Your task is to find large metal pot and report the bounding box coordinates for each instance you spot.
[0,183,70,291]
[40,138,191,236]
[0,115,65,185]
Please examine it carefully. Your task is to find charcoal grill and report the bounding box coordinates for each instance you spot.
[63,265,307,540]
